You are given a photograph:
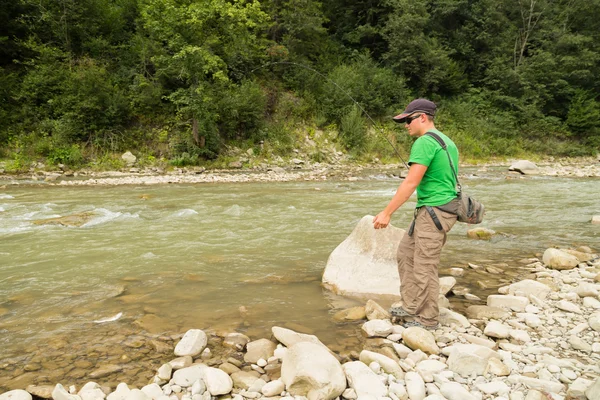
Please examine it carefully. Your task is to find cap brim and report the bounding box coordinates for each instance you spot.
[392,113,410,123]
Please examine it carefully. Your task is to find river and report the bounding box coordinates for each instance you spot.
[0,167,598,390]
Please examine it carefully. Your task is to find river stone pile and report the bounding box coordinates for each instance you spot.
[2,247,600,400]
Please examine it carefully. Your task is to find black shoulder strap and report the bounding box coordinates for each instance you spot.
[424,131,462,193]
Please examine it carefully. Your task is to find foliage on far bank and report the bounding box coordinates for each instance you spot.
[0,0,599,172]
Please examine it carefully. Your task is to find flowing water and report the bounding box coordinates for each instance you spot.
[0,168,598,389]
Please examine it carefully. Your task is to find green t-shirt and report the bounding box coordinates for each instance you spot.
[408,129,459,208]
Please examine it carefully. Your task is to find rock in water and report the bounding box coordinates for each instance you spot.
[508,160,539,175]
[322,215,405,298]
[174,329,208,357]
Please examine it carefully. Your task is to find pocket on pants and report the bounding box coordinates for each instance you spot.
[415,231,444,252]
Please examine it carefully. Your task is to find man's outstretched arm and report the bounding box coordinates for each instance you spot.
[373,163,427,229]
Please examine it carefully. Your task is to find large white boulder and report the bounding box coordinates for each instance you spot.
[281,342,346,400]
[322,215,404,298]
[342,361,387,398]
[174,329,208,357]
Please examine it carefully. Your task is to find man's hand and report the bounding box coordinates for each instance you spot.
[373,212,391,229]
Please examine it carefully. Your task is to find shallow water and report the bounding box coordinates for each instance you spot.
[0,168,598,389]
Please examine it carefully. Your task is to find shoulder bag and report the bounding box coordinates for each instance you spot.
[425,132,485,224]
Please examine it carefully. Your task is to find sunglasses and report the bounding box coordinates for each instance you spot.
[405,114,423,124]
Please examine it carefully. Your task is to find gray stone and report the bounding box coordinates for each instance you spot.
[172,365,208,387]
[271,326,329,352]
[244,338,277,364]
[361,319,393,337]
[543,248,579,270]
[359,350,404,379]
[1,390,32,400]
[364,300,390,320]
[446,344,501,377]
[342,361,386,398]
[508,160,538,174]
[402,327,440,355]
[121,151,137,165]
[439,382,477,400]
[281,342,345,400]
[322,216,405,297]
[465,306,509,320]
[586,378,600,400]
[174,329,208,357]
[202,367,233,396]
[507,280,552,300]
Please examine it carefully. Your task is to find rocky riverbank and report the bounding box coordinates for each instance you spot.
[0,156,599,186]
[2,245,599,400]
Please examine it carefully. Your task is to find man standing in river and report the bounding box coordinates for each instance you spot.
[373,98,458,330]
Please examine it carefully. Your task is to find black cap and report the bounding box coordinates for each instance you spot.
[392,99,436,123]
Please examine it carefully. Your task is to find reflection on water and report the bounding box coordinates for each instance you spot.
[0,169,598,389]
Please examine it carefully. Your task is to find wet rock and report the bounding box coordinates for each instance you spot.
[322,215,405,297]
[508,160,538,174]
[169,356,192,370]
[543,248,579,270]
[466,228,496,240]
[26,385,53,399]
[89,364,123,379]
[281,342,345,400]
[244,339,277,364]
[223,333,250,351]
[333,307,366,322]
[402,327,439,355]
[439,277,456,296]
[271,327,329,352]
[157,363,172,381]
[342,361,386,398]
[174,329,208,357]
[364,300,390,320]
[592,215,600,225]
[33,211,97,227]
[231,371,260,390]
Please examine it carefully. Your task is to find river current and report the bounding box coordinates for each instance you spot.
[0,167,598,389]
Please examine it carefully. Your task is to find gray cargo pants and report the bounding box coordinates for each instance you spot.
[397,206,457,326]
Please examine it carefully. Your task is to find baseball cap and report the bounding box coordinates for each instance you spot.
[392,99,437,123]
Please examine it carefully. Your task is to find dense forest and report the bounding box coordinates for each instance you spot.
[1,0,599,170]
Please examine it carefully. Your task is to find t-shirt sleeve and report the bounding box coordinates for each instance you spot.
[409,136,437,167]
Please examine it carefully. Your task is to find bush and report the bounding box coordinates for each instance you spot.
[339,105,367,151]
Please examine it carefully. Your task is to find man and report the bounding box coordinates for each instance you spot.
[373,98,458,330]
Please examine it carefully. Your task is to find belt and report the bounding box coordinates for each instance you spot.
[408,206,444,236]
